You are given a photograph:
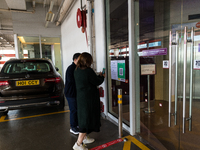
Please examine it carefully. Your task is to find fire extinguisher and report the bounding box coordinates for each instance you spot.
[99,87,104,97]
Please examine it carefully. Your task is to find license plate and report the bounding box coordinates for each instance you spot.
[16,80,40,86]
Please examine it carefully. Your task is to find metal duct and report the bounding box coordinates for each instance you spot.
[49,1,54,11]
[0,8,34,13]
[45,1,55,28]
[55,0,75,26]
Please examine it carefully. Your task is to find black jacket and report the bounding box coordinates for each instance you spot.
[74,67,104,133]
[64,62,76,98]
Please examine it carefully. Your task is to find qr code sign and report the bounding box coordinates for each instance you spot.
[163,60,169,69]
[194,60,200,70]
[119,68,123,75]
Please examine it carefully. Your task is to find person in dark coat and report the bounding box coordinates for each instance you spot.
[73,52,105,150]
[64,53,81,135]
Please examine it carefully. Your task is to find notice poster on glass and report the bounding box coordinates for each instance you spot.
[141,64,156,75]
[163,60,169,69]
[194,60,200,70]
[111,60,126,82]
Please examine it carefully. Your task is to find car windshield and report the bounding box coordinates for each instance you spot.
[2,61,53,74]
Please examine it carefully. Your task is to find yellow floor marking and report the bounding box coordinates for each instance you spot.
[0,110,70,122]
[122,135,150,150]
[123,141,131,150]
[0,116,6,122]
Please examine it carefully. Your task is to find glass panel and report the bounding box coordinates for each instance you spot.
[135,0,182,149]
[179,1,200,149]
[105,0,129,124]
[41,37,62,77]
[2,60,52,74]
[18,36,40,58]
[135,0,200,149]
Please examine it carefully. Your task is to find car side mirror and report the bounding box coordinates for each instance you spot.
[55,67,59,71]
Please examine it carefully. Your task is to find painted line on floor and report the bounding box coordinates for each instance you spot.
[0,110,70,122]
[90,135,150,150]
[122,135,150,150]
[0,116,6,122]
[90,138,123,150]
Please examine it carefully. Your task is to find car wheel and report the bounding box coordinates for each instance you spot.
[58,95,65,109]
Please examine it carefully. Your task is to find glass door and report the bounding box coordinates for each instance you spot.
[137,0,200,149]
[169,17,200,150]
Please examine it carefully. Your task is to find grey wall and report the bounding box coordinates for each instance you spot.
[12,2,61,37]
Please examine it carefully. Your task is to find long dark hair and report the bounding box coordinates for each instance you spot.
[76,52,93,69]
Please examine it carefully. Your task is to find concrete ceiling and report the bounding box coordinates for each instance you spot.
[0,0,62,48]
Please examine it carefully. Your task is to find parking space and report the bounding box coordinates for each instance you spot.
[0,106,153,150]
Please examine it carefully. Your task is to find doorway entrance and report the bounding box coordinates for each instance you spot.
[137,0,200,149]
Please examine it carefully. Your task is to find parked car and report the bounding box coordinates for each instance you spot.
[0,58,65,115]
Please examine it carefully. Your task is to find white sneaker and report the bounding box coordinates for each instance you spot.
[73,142,88,150]
[83,136,95,144]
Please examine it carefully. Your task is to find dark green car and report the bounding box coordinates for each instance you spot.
[0,58,65,115]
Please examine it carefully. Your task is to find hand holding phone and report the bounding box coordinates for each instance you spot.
[102,68,105,75]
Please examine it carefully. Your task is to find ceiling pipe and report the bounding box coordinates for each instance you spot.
[45,1,55,28]
[43,0,47,7]
[32,0,36,9]
[0,8,35,14]
[55,0,76,26]
[53,0,65,22]
[49,1,54,12]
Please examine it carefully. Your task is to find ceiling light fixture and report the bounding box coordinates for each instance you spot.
[18,36,26,43]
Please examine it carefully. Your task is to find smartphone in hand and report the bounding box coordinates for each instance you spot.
[102,68,105,74]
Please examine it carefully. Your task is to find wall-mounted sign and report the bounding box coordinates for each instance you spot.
[141,64,156,75]
[198,43,200,52]
[194,60,200,69]
[138,48,167,57]
[163,60,169,69]
[111,60,126,82]
[196,22,200,28]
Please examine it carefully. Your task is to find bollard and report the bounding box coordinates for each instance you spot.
[118,89,123,138]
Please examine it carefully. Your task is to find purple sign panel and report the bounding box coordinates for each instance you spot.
[198,43,200,52]
[141,48,167,56]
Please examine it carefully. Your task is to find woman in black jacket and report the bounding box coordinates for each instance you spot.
[73,52,105,150]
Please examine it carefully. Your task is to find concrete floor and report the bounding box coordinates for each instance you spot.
[0,104,153,150]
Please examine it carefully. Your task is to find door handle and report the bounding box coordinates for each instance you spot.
[169,27,194,133]
[168,31,172,127]
[169,31,179,127]
[174,31,179,126]
[188,27,194,131]
[183,27,187,133]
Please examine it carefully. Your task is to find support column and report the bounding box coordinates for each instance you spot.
[128,0,140,135]
[39,35,42,58]
[14,34,19,58]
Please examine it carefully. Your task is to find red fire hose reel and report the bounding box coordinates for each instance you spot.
[76,8,87,33]
[76,8,88,45]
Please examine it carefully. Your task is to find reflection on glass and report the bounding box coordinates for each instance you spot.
[17,36,62,77]
[105,0,129,125]
[18,36,40,58]
[41,37,62,77]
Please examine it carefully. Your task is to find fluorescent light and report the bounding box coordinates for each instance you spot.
[18,36,26,43]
